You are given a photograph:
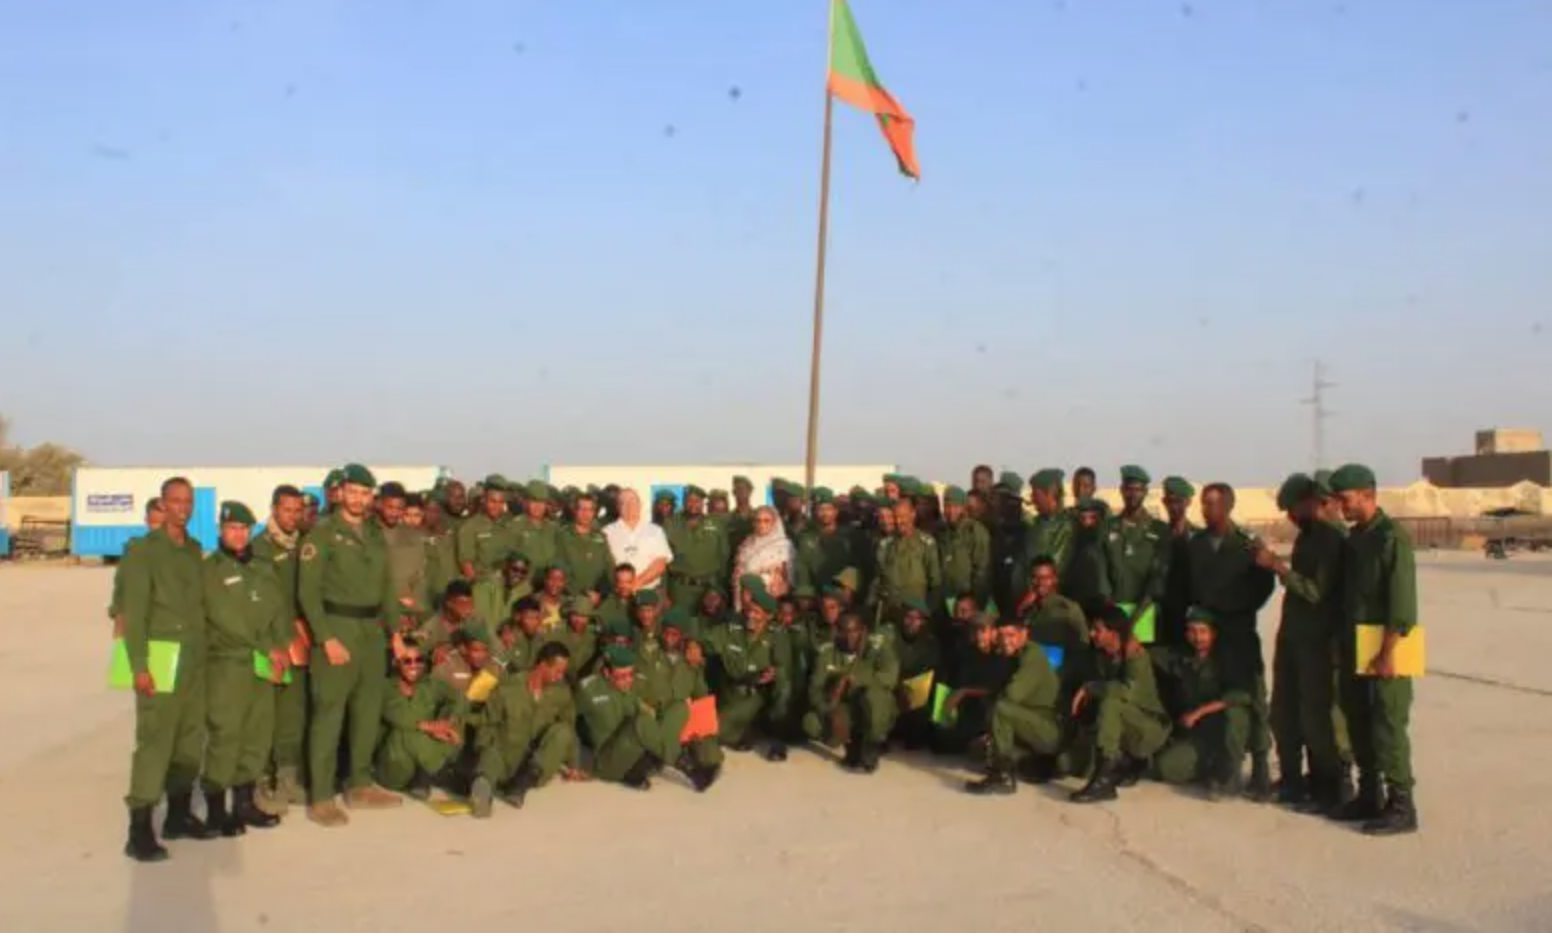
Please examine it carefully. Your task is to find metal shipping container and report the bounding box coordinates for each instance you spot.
[543,464,900,508]
[71,465,446,558]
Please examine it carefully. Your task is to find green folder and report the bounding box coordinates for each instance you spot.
[1116,602,1157,644]
[930,683,957,727]
[108,639,180,692]
[253,650,293,685]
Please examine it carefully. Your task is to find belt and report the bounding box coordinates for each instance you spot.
[671,573,717,586]
[323,600,380,620]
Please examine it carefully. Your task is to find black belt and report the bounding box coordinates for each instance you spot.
[671,574,717,586]
[323,600,379,620]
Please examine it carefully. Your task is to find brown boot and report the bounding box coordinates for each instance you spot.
[254,780,289,818]
[344,785,403,809]
[306,800,350,828]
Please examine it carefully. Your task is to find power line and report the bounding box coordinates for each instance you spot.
[1301,360,1336,470]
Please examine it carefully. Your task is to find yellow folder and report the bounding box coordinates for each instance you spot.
[467,669,500,703]
[108,639,180,692]
[902,670,935,711]
[1354,624,1425,677]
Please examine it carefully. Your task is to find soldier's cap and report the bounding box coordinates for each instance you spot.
[786,481,808,498]
[883,473,903,486]
[1029,468,1065,493]
[833,568,861,592]
[732,475,753,489]
[1329,463,1378,493]
[1094,602,1133,635]
[738,573,767,595]
[405,493,425,509]
[340,463,377,489]
[561,485,581,500]
[877,496,898,509]
[219,501,257,526]
[1185,605,1218,627]
[1313,469,1336,497]
[483,474,510,491]
[751,590,778,613]
[506,551,531,567]
[811,486,835,505]
[654,489,677,504]
[567,596,596,619]
[1276,473,1317,511]
[1077,496,1106,514]
[323,468,345,490]
[996,470,1024,492]
[455,622,494,647]
[943,484,969,506]
[684,484,708,500]
[902,597,931,616]
[635,589,662,607]
[445,579,474,600]
[1120,465,1151,485]
[603,644,636,669]
[586,484,603,497]
[512,596,541,615]
[661,607,691,630]
[1162,476,1196,499]
[378,481,407,500]
[851,490,875,507]
[821,585,848,600]
[793,583,817,599]
[709,488,729,500]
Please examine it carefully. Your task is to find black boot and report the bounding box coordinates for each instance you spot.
[622,755,657,791]
[764,741,788,763]
[501,767,540,808]
[235,783,280,830]
[1275,770,1309,806]
[406,768,433,802]
[1017,754,1058,785]
[841,736,862,770]
[857,741,881,774]
[163,790,218,841]
[1206,760,1244,802]
[1070,757,1121,804]
[1362,785,1419,836]
[124,806,168,863]
[1331,772,1384,822]
[1297,773,1340,815]
[965,760,1017,796]
[1244,752,1274,802]
[203,786,245,838]
[691,761,722,792]
[1117,754,1148,788]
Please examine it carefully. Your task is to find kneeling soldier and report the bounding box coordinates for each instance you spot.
[804,613,901,773]
[1069,604,1172,803]
[470,641,578,816]
[1152,607,1252,799]
[712,589,794,762]
[377,638,466,798]
[965,619,1064,794]
[576,645,672,790]
[658,611,723,790]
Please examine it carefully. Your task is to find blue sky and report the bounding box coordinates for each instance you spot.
[2,0,1549,487]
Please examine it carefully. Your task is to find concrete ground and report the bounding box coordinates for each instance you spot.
[2,553,1549,932]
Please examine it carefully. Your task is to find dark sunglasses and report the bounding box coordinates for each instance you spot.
[400,657,425,666]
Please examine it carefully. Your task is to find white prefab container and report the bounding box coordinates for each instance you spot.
[0,471,9,556]
[71,465,446,558]
[543,464,899,508]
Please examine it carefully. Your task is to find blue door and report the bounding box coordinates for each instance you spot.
[188,487,218,551]
[650,484,687,511]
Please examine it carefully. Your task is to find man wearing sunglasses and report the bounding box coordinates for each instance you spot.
[377,639,466,800]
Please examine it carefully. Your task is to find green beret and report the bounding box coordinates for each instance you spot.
[635,589,662,607]
[852,491,875,507]
[902,597,931,615]
[996,470,1024,492]
[302,492,320,507]
[738,573,768,597]
[943,484,968,506]
[684,484,707,500]
[567,597,596,618]
[455,622,494,646]
[1185,605,1217,627]
[732,475,753,489]
[1313,469,1336,496]
[708,488,729,500]
[323,468,345,489]
[1029,468,1064,492]
[877,496,898,509]
[1162,476,1196,498]
[1276,473,1317,511]
[751,590,778,613]
[812,486,835,505]
[654,489,677,504]
[1329,463,1377,492]
[602,644,636,669]
[506,551,531,566]
[219,501,256,526]
[793,583,816,599]
[1120,465,1151,485]
[483,474,509,492]
[786,482,807,499]
[661,607,691,629]
[883,473,903,485]
[604,617,634,641]
[822,585,847,599]
[525,480,549,501]
[1077,497,1106,514]
[340,463,377,488]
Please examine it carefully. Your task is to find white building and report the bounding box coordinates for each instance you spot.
[0,471,9,556]
[71,465,445,558]
[543,464,899,506]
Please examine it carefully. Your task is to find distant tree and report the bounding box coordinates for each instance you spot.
[0,414,86,495]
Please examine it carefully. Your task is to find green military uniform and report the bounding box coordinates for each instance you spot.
[558,599,600,682]
[630,633,715,768]
[1158,476,1198,647]
[202,538,289,793]
[1078,647,1172,766]
[795,525,863,596]
[252,522,307,798]
[376,677,466,791]
[122,528,208,809]
[803,635,900,751]
[1272,475,1351,799]
[1025,592,1088,660]
[939,514,992,610]
[381,521,431,617]
[494,626,542,675]
[666,508,730,615]
[711,621,793,747]
[1064,512,1111,608]
[1103,511,1170,611]
[555,523,612,598]
[1187,524,1276,761]
[869,528,942,624]
[412,609,470,657]
[457,512,513,625]
[988,643,1065,766]
[1153,641,1252,786]
[575,666,673,783]
[508,512,558,587]
[1018,511,1075,598]
[298,484,397,804]
[893,618,941,744]
[422,521,459,609]
[474,675,575,790]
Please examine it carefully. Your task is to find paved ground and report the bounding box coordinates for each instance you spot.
[2,553,1550,932]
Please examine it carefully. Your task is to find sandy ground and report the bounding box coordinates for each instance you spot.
[2,553,1550,932]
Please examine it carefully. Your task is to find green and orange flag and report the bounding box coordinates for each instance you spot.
[827,0,919,179]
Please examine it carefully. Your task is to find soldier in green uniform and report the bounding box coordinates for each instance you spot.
[596,563,638,636]
[121,477,212,862]
[988,471,1027,617]
[376,639,465,798]
[711,590,793,761]
[1329,464,1419,835]
[971,464,995,500]
[300,492,321,533]
[708,488,731,518]
[935,617,1013,756]
[1103,466,1170,636]
[458,482,514,627]
[470,641,579,815]
[939,485,992,609]
[201,501,290,836]
[726,475,758,565]
[558,596,600,682]
[652,489,677,527]
[421,494,459,609]
[1017,469,1074,592]
[892,599,941,749]
[869,500,942,625]
[1253,473,1351,811]
[1158,476,1199,648]
[1068,605,1172,803]
[666,485,729,614]
[414,579,481,662]
[576,645,672,790]
[509,481,559,587]
[1064,498,1111,608]
[805,612,900,772]
[495,597,547,674]
[109,497,165,637]
[628,607,721,790]
[795,487,860,597]
[298,463,403,827]
[659,612,723,788]
[1153,607,1252,798]
[441,479,472,529]
[1187,483,1277,800]
[965,619,1065,794]
[321,468,344,516]
[1020,555,1089,665]
[554,493,612,603]
[376,482,431,619]
[432,622,503,698]
[252,485,308,815]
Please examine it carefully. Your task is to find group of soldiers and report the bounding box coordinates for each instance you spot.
[113,460,1421,863]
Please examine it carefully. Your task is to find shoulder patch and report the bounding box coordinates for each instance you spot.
[300,543,319,562]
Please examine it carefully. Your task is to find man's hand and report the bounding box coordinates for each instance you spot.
[432,644,452,667]
[1252,544,1285,574]
[562,767,590,782]
[945,689,967,712]
[269,649,290,684]
[1367,645,1398,679]
[390,632,408,662]
[1070,686,1088,718]
[133,671,157,697]
[757,666,776,686]
[112,615,126,639]
[1180,707,1204,730]
[323,638,351,667]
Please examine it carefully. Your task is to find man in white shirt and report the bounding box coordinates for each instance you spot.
[604,489,673,593]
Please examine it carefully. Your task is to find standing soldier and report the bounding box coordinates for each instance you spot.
[1187,483,1277,800]
[708,488,731,519]
[121,477,212,862]
[1329,464,1419,835]
[377,482,430,619]
[555,492,613,604]
[1103,466,1170,639]
[321,468,344,516]
[510,481,559,587]
[988,472,1027,616]
[299,463,402,827]
[109,497,165,637]
[795,488,861,596]
[459,482,514,628]
[1017,469,1074,592]
[652,489,677,528]
[869,499,942,626]
[300,492,321,533]
[666,485,729,614]
[421,492,459,608]
[939,485,992,610]
[1158,476,1199,647]
[201,501,289,835]
[251,485,308,816]
[726,475,758,561]
[970,464,995,500]
[1064,499,1111,608]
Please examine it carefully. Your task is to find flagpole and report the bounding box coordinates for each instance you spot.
[803,0,837,498]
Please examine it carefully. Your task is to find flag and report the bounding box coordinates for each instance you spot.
[827,0,919,179]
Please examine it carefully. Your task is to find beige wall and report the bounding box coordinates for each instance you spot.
[4,496,70,531]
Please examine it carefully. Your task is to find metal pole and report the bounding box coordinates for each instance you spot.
[803,1,837,495]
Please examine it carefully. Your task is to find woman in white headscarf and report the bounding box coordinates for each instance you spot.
[733,506,794,608]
